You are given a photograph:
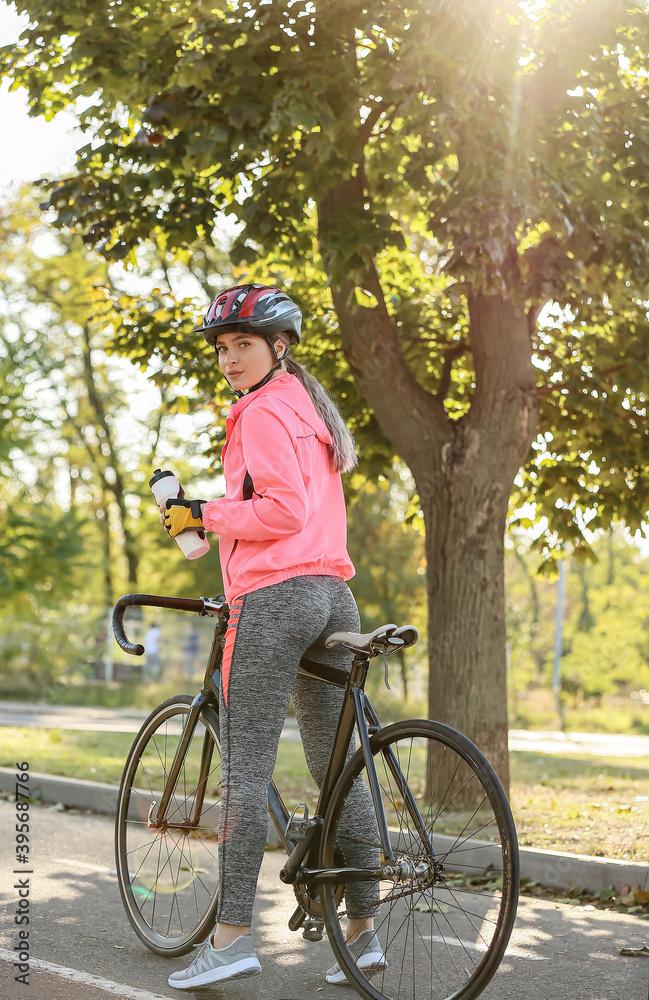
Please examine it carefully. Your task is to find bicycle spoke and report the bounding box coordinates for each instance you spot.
[434,766,479,825]
[436,888,500,938]
[438,797,496,856]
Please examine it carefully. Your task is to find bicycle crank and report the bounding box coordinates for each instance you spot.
[292,874,344,922]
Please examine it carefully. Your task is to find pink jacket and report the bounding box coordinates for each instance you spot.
[202,373,355,602]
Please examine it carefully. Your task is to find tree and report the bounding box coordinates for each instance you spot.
[0,193,145,591]
[0,193,232,694]
[0,192,227,604]
[5,0,649,789]
[0,296,93,691]
[0,235,87,604]
[346,468,427,701]
[505,528,649,726]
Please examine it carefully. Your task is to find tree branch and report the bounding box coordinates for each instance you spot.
[525,0,621,120]
[59,400,112,497]
[79,324,139,585]
[359,101,386,143]
[147,386,168,466]
[436,341,467,403]
[318,198,449,465]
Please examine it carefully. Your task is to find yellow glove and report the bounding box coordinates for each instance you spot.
[164,499,206,537]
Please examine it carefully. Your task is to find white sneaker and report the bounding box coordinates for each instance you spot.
[326,929,387,984]
[168,934,261,990]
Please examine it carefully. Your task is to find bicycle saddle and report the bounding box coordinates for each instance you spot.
[325,623,419,652]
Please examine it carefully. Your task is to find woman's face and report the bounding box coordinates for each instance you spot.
[214,331,284,391]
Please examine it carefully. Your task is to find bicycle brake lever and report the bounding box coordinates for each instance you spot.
[372,636,405,691]
[382,646,392,690]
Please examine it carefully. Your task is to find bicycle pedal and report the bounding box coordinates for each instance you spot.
[302,918,324,942]
[286,802,310,842]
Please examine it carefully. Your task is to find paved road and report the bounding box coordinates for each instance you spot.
[1,802,648,1000]
[0,700,301,743]
[2,699,649,757]
[507,728,649,759]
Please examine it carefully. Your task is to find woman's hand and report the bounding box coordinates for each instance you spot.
[160,485,185,532]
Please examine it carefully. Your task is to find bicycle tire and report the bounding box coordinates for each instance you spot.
[115,695,222,957]
[320,719,519,1000]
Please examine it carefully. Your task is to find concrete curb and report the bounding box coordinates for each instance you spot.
[2,766,646,895]
[0,766,282,851]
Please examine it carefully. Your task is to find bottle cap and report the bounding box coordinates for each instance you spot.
[149,469,176,488]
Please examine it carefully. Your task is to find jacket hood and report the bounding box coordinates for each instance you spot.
[226,373,331,445]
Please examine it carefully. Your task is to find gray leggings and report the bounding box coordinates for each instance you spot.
[216,574,380,927]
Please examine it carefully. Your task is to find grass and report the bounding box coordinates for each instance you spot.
[4,675,647,734]
[511,691,649,736]
[1,726,647,862]
[1,727,135,786]
[511,750,649,861]
[0,726,318,795]
[0,680,188,709]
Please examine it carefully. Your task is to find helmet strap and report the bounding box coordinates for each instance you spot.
[244,337,290,395]
[223,374,244,399]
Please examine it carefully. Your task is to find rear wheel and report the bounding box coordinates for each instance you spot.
[319,720,519,1000]
[115,696,222,956]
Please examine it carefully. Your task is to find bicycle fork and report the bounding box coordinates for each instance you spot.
[147,692,214,832]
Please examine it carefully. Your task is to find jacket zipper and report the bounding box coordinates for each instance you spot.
[225,539,239,586]
[225,470,255,586]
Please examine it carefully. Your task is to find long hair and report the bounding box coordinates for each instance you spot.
[274,332,358,474]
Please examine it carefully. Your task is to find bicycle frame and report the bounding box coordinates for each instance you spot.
[112,593,433,889]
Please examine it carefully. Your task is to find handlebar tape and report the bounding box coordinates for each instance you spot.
[112,594,205,656]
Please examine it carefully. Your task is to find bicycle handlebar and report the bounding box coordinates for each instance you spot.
[112,593,211,656]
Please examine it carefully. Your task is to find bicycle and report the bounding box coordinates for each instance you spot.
[112,591,519,1000]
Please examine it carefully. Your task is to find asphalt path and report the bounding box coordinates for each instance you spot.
[1,700,649,757]
[1,802,648,1000]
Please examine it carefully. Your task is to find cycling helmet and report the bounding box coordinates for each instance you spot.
[195,284,302,345]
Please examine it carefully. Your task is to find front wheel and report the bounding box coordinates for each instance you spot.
[319,720,519,1000]
[115,696,222,956]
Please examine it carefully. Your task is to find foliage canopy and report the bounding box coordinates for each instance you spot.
[4,0,649,553]
[4,1,649,781]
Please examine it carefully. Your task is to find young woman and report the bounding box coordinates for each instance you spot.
[162,284,384,990]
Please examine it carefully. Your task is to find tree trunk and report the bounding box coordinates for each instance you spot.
[417,294,538,794]
[318,183,538,796]
[421,470,511,791]
[80,325,139,589]
[99,497,113,609]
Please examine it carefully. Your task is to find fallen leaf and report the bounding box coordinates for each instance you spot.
[633,890,649,905]
[620,945,649,957]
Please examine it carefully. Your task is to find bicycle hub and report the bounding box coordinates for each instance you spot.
[382,857,438,888]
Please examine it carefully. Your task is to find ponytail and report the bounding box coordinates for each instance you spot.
[274,334,358,473]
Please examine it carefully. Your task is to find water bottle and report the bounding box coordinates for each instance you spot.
[149,469,210,561]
